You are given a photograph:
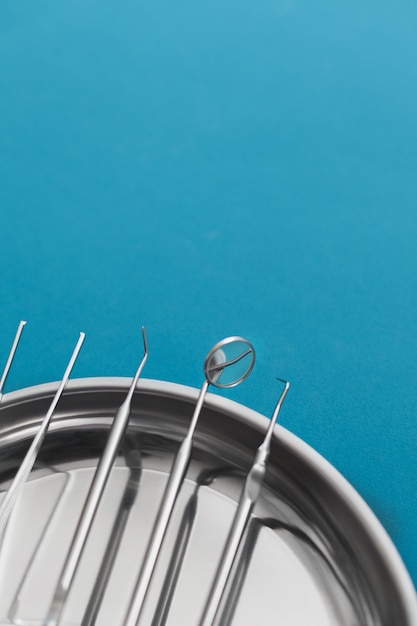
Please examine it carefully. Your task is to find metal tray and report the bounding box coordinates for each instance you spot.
[0,378,416,626]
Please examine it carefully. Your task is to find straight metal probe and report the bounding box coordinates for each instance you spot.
[44,327,148,626]
[0,320,27,402]
[0,331,85,535]
[198,379,290,626]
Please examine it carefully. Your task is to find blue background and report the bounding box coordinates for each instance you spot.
[1,0,416,588]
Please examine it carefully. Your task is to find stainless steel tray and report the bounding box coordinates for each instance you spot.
[0,378,416,625]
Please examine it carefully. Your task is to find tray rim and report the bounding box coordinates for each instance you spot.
[1,376,416,623]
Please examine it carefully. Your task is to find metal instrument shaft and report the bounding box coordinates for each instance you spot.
[0,320,26,402]
[199,379,290,626]
[44,327,148,626]
[0,331,85,535]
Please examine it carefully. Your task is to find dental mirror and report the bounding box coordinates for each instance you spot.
[124,335,255,626]
[204,337,255,388]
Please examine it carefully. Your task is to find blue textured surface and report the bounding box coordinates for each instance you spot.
[1,0,416,588]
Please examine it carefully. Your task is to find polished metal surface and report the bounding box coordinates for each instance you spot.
[0,378,416,626]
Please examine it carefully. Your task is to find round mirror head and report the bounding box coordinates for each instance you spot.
[204,337,255,388]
